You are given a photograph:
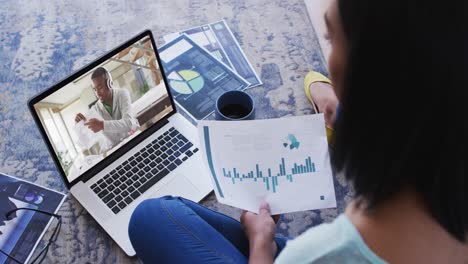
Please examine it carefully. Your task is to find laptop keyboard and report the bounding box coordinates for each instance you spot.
[90,127,199,214]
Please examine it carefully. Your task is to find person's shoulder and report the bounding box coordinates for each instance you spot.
[275,215,353,264]
[276,214,387,264]
[114,89,131,100]
[89,101,100,111]
[114,88,130,96]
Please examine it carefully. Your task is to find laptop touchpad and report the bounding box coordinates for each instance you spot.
[150,174,201,199]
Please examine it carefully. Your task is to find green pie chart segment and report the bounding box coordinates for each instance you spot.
[179,70,200,81]
[168,70,205,95]
[188,76,204,93]
[169,80,192,94]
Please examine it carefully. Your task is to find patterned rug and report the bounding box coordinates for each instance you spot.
[0,0,351,262]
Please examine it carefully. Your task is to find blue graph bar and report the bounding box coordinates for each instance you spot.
[221,155,319,193]
[263,177,270,191]
[272,176,277,193]
[203,126,224,197]
[281,158,286,175]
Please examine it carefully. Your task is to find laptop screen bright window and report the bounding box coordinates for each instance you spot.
[33,35,173,183]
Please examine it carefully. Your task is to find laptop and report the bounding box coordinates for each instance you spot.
[28,30,213,256]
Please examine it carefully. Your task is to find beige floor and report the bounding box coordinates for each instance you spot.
[305,0,332,64]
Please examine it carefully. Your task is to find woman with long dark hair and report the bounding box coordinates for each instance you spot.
[128,0,467,262]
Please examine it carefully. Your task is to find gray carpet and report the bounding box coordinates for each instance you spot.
[0,0,351,262]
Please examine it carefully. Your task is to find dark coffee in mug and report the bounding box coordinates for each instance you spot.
[215,90,255,120]
[220,104,251,119]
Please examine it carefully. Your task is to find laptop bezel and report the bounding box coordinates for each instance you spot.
[28,30,178,189]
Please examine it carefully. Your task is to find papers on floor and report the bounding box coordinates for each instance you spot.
[198,114,337,214]
[159,20,262,122]
[163,20,262,88]
[0,173,66,264]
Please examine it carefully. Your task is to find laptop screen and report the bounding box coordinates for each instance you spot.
[31,33,173,184]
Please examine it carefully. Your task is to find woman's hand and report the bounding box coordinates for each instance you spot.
[241,202,278,264]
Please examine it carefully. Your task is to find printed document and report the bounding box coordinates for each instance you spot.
[198,114,337,214]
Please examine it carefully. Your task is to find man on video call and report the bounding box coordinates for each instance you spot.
[75,67,139,148]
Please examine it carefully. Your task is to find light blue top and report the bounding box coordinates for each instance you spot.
[275,214,387,264]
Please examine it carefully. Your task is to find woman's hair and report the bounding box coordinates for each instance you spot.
[332,0,466,242]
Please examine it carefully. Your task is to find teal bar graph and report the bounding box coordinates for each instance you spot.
[204,126,318,195]
[222,155,318,193]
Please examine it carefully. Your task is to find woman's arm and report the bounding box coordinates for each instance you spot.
[248,238,277,264]
[241,202,278,264]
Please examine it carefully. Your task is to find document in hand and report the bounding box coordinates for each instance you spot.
[198,114,337,214]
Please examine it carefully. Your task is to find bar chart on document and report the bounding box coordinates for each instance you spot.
[198,115,337,214]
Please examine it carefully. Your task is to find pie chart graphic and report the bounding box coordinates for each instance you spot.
[168,69,205,95]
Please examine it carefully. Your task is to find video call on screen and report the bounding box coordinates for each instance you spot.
[34,35,173,182]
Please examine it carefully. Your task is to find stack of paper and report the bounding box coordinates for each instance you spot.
[159,21,262,121]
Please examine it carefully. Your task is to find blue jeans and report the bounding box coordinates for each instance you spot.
[128,196,288,264]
